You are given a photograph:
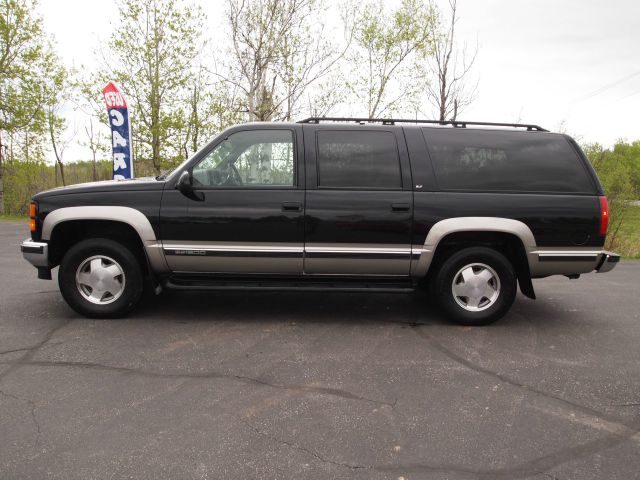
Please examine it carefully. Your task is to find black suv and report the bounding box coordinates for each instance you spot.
[20,118,619,325]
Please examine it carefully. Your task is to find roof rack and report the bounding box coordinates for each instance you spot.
[297,117,548,132]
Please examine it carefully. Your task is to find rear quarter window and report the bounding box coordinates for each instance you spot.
[422,128,596,193]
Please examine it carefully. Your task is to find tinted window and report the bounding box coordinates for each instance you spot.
[423,129,595,193]
[317,130,402,189]
[193,130,294,187]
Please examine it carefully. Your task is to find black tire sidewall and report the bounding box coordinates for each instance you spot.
[435,247,517,326]
[58,238,143,318]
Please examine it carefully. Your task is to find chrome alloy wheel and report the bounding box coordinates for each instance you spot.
[451,263,501,312]
[75,255,126,305]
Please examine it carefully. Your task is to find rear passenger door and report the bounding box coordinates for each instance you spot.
[303,125,414,276]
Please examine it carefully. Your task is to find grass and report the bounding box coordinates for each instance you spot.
[0,213,27,222]
[611,205,640,259]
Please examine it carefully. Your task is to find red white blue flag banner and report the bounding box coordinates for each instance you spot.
[102,82,134,180]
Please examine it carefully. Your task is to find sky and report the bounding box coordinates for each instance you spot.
[37,0,640,162]
[453,0,640,144]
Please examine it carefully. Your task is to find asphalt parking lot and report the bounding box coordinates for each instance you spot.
[1,220,639,480]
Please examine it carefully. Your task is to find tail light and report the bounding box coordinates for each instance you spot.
[599,196,609,236]
[29,202,37,233]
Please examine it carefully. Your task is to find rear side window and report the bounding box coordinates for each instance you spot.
[423,129,595,193]
[317,130,402,189]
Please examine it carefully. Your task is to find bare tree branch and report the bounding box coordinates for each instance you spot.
[424,0,478,121]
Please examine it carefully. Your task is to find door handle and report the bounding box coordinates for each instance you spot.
[391,203,411,212]
[282,202,302,212]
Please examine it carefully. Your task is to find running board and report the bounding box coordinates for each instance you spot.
[164,276,415,293]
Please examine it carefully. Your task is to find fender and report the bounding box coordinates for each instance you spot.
[42,206,168,273]
[411,217,537,278]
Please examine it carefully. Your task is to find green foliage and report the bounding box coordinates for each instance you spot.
[1,0,45,132]
[584,141,640,253]
[0,0,67,214]
[2,159,112,215]
[348,0,436,118]
[0,0,64,133]
[616,205,640,259]
[95,0,207,174]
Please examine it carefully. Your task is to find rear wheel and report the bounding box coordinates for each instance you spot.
[58,238,144,318]
[433,247,517,326]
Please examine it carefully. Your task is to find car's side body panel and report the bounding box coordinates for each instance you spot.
[411,191,603,246]
[39,204,167,273]
[159,188,306,274]
[403,125,606,278]
[32,183,164,242]
[301,124,414,275]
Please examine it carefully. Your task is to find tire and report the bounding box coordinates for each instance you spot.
[58,238,144,318]
[433,247,517,326]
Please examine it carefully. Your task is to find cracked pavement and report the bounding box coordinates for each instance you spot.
[1,221,639,479]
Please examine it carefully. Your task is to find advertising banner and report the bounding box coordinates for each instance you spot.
[102,82,133,180]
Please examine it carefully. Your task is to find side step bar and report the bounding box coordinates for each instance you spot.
[164,276,415,293]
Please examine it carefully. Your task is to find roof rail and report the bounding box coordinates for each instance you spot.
[297,117,548,132]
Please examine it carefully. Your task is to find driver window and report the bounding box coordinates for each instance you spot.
[192,130,295,187]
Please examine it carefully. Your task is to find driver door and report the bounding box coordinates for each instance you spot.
[160,126,305,275]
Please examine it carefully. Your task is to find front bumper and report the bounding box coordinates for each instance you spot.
[20,239,49,268]
[596,251,620,273]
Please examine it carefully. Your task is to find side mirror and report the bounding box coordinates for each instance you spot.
[176,171,204,201]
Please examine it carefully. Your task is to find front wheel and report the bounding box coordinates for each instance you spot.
[433,247,517,326]
[58,238,144,318]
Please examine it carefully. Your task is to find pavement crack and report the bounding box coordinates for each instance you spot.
[408,327,640,478]
[0,347,34,356]
[0,389,41,446]
[413,327,637,430]
[231,414,367,471]
[375,427,639,479]
[13,359,396,410]
[0,319,71,382]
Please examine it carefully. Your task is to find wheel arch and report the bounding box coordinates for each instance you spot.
[412,217,536,299]
[42,206,156,242]
[43,206,167,273]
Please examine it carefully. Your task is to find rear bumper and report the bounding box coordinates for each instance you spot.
[528,248,621,277]
[20,239,49,268]
[596,251,620,273]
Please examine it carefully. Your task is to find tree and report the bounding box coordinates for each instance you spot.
[425,0,477,121]
[347,0,436,119]
[610,140,640,198]
[98,0,206,175]
[43,62,69,186]
[0,0,64,212]
[0,0,53,132]
[584,141,638,250]
[47,103,67,186]
[178,65,245,160]
[80,119,105,182]
[222,0,348,122]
